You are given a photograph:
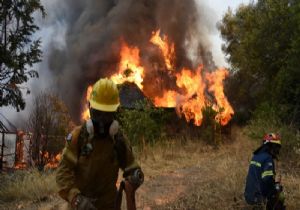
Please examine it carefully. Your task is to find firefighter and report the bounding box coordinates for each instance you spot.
[56,78,143,210]
[244,133,285,210]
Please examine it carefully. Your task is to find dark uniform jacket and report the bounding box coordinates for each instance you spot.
[56,120,140,210]
[244,146,276,204]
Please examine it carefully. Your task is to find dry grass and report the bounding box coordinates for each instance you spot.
[0,127,299,210]
[135,127,300,210]
[0,170,57,203]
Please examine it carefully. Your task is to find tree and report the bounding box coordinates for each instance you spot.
[27,91,74,169]
[219,0,300,125]
[0,0,45,111]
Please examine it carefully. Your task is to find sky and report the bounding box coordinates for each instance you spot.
[0,0,251,127]
[199,0,251,66]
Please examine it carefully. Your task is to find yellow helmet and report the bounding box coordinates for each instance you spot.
[89,78,120,112]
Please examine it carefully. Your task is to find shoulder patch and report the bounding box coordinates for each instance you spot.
[65,125,83,146]
[66,133,72,141]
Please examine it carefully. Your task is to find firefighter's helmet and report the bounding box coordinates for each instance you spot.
[263,133,281,145]
[89,78,120,112]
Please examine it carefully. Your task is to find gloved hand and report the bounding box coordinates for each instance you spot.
[278,191,285,202]
[275,182,283,192]
[71,194,97,210]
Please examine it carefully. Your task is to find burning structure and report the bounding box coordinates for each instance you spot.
[81,33,234,126]
[46,0,234,126]
[0,113,17,170]
[0,114,62,170]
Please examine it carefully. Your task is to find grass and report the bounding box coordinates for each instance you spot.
[135,127,300,209]
[0,127,299,210]
[0,170,57,203]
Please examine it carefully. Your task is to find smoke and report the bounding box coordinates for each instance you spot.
[43,0,217,122]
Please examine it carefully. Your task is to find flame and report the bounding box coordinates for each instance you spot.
[175,66,206,126]
[150,30,175,70]
[14,132,27,169]
[205,68,234,125]
[81,41,144,122]
[14,149,62,170]
[155,66,206,125]
[111,40,144,89]
[55,153,62,161]
[154,90,177,107]
[81,85,93,121]
[44,152,62,169]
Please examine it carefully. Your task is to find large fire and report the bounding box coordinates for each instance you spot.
[81,30,234,126]
[111,40,144,89]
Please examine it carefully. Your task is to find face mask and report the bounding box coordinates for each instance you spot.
[90,108,114,137]
[94,121,111,138]
[90,108,114,123]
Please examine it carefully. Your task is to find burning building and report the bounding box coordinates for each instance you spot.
[0,113,62,171]
[80,35,234,127]
[45,0,234,127]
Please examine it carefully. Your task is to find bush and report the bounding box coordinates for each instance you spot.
[246,103,300,156]
[118,99,167,148]
[199,106,221,146]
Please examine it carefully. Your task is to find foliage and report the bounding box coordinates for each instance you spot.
[199,105,221,146]
[0,0,45,111]
[219,0,300,126]
[118,99,166,148]
[246,103,300,156]
[27,91,73,169]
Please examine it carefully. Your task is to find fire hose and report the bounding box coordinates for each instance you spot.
[115,169,144,210]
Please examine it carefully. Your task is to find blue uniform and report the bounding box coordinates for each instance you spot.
[244,146,276,204]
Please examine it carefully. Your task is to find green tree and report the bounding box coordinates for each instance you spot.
[0,0,45,111]
[219,0,300,125]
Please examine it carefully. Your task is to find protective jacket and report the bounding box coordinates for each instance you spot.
[244,146,277,204]
[56,120,140,210]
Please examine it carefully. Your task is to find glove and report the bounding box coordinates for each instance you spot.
[275,182,283,192]
[71,194,97,210]
[278,191,285,203]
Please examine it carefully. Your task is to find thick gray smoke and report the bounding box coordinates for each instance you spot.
[45,0,217,122]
